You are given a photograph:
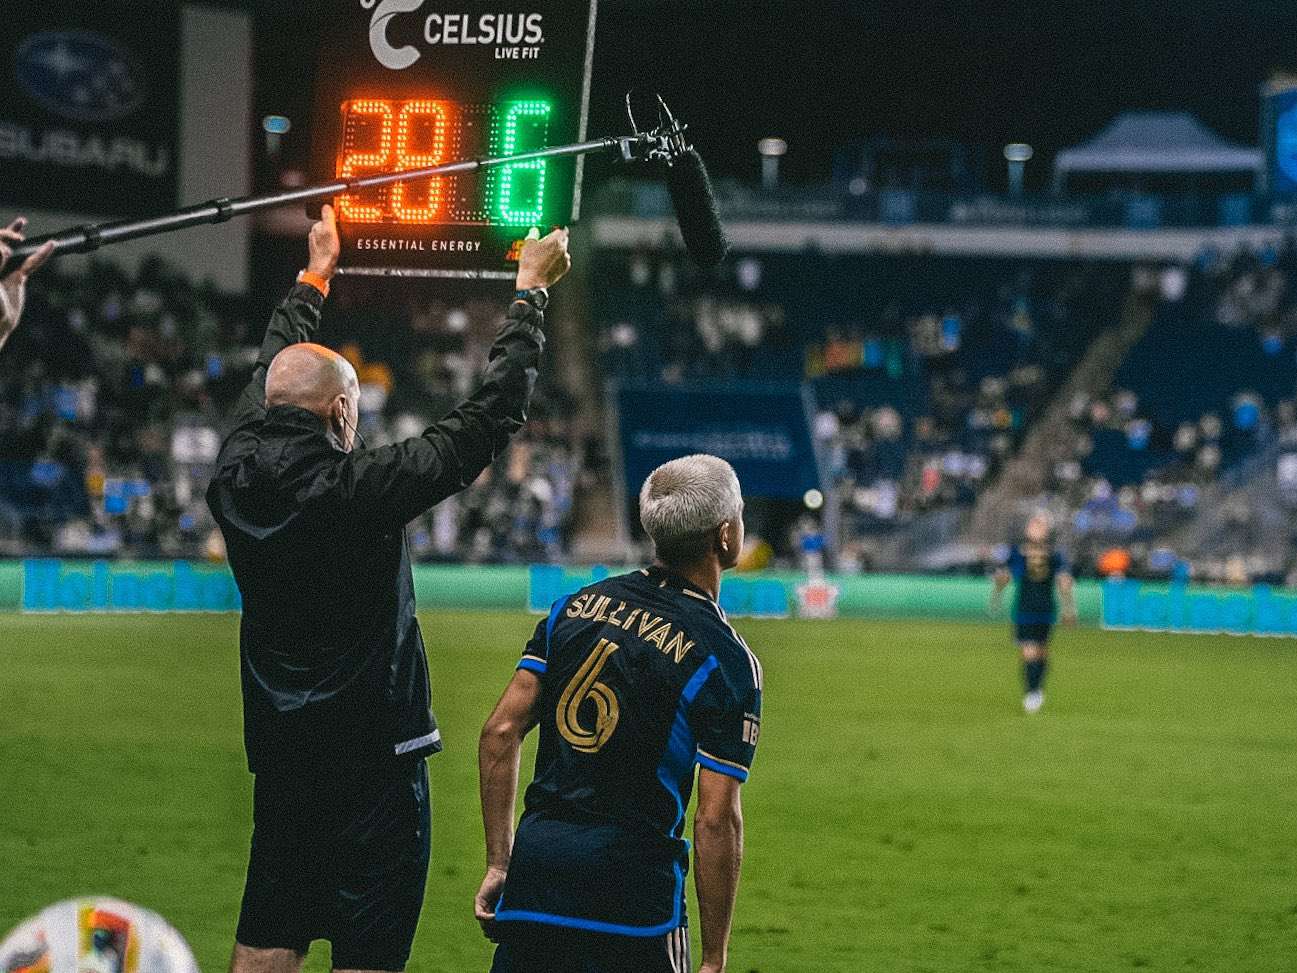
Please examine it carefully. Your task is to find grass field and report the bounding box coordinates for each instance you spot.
[2,611,1295,972]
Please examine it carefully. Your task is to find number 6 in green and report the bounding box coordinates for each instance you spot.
[495,100,552,225]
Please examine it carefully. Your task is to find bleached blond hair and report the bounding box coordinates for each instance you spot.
[639,454,742,564]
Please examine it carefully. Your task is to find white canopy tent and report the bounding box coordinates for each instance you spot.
[1052,112,1262,192]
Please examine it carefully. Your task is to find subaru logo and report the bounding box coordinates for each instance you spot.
[13,31,146,123]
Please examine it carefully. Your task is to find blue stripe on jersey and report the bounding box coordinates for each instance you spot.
[546,595,571,648]
[494,876,684,937]
[697,752,749,782]
[515,595,573,673]
[659,655,720,831]
[642,654,720,932]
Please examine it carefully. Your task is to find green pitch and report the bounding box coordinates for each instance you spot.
[2,612,1294,971]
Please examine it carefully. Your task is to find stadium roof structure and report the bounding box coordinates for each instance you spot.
[1052,112,1262,189]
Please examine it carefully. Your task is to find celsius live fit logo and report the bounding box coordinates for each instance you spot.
[364,0,545,70]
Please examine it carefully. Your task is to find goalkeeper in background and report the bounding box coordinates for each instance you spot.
[991,512,1076,713]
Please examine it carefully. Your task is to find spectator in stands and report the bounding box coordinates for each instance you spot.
[0,237,588,563]
[0,217,54,352]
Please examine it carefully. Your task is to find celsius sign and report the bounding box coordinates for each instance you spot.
[311,0,597,277]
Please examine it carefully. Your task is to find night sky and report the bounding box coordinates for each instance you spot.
[252,1,1297,191]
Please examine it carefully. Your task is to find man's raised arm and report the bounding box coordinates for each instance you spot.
[340,227,571,526]
[223,206,341,435]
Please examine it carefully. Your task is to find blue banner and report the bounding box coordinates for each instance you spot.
[1102,579,1297,637]
[528,564,789,618]
[615,383,821,500]
[23,559,241,612]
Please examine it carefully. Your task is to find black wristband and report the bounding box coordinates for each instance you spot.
[513,287,549,312]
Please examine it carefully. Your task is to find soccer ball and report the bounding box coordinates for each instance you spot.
[0,897,199,973]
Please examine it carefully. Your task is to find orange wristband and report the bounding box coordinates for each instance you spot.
[297,270,330,298]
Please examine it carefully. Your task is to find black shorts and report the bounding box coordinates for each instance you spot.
[1015,621,1053,645]
[236,759,430,971]
[490,922,691,973]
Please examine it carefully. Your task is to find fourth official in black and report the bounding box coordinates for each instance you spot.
[206,209,572,973]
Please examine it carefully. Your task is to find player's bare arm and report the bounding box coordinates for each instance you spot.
[694,767,745,973]
[476,670,544,939]
[1057,571,1078,625]
[990,566,1010,615]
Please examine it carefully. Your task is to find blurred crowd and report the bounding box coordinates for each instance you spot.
[0,260,585,562]
[1036,243,1297,581]
[592,245,1297,581]
[814,266,1109,535]
[5,237,1297,580]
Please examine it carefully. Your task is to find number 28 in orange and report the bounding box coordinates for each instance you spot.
[334,98,554,226]
[336,99,450,224]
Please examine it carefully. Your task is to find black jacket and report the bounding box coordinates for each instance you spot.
[206,283,545,773]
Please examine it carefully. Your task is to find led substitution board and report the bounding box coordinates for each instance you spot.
[311,0,597,277]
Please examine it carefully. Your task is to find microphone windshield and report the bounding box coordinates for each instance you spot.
[666,148,729,270]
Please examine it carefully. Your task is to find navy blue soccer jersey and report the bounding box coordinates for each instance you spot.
[1006,543,1067,623]
[495,565,764,936]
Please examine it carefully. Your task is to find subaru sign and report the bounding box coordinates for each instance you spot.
[0,2,179,217]
[14,32,147,124]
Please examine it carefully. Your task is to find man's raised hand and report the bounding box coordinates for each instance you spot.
[0,217,55,348]
[516,227,572,292]
[307,204,341,282]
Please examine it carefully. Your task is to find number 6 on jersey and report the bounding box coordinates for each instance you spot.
[557,638,621,753]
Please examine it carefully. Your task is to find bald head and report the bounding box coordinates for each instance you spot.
[266,343,360,450]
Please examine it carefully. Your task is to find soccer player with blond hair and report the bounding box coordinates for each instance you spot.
[477,454,764,973]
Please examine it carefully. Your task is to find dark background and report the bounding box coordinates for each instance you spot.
[240,0,1297,192]
[0,0,180,216]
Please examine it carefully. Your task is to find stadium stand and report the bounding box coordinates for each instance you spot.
[0,263,588,562]
[591,250,1129,566]
[1042,241,1297,582]
[5,238,1294,580]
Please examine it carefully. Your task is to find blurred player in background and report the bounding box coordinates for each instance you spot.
[208,207,571,973]
[476,454,763,973]
[991,512,1076,714]
[0,217,55,352]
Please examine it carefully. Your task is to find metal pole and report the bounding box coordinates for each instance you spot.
[1007,159,1025,198]
[761,155,780,190]
[7,136,622,261]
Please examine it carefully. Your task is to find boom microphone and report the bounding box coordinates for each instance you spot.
[9,91,729,268]
[621,93,729,271]
[666,148,730,271]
